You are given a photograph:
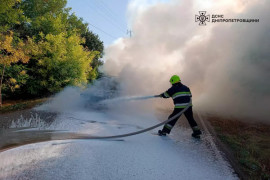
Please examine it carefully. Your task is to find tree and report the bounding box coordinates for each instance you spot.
[82,31,104,81]
[2,64,29,98]
[22,0,67,19]
[0,31,31,106]
[26,32,98,95]
[0,0,25,32]
[0,0,105,100]
[67,13,88,35]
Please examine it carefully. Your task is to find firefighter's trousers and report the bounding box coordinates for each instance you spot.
[161,106,198,134]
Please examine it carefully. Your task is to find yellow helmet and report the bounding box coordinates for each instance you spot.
[169,75,181,84]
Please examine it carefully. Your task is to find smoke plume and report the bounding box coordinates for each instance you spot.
[104,0,270,122]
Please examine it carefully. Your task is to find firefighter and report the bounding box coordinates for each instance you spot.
[158,75,202,138]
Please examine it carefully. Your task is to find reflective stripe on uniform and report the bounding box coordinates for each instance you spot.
[172,94,191,99]
[164,92,170,98]
[165,124,173,129]
[192,126,200,131]
[174,103,190,108]
[172,92,191,98]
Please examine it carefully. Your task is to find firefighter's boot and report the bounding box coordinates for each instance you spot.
[158,130,167,136]
[191,126,202,138]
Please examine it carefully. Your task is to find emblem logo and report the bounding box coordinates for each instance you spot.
[195,11,210,26]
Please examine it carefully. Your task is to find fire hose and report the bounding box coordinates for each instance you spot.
[66,100,191,140]
[0,96,191,151]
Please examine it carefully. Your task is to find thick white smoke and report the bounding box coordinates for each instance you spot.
[104,0,270,122]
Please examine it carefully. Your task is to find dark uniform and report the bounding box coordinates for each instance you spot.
[159,82,201,137]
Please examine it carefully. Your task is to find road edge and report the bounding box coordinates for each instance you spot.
[196,111,248,180]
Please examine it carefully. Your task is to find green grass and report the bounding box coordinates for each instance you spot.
[209,117,270,180]
[0,98,47,114]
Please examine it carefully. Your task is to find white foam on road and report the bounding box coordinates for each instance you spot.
[0,110,238,180]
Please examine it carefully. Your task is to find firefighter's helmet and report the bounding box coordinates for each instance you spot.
[169,75,181,84]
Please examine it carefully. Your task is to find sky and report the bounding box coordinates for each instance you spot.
[67,0,130,47]
[66,0,170,46]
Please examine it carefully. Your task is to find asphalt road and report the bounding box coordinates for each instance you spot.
[0,106,238,180]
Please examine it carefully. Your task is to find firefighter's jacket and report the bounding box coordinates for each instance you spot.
[161,82,192,108]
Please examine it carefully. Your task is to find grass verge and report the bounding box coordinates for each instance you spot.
[207,116,270,180]
[0,98,48,114]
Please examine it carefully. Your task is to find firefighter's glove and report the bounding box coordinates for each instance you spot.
[154,94,162,98]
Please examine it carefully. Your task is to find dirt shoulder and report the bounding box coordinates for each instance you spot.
[204,115,270,180]
[0,98,48,114]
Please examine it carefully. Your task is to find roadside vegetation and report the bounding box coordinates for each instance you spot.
[0,98,47,114]
[0,0,104,107]
[208,116,270,180]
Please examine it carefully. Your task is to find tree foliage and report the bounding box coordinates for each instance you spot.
[27,32,98,94]
[0,0,104,103]
[0,0,25,32]
[0,31,33,105]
